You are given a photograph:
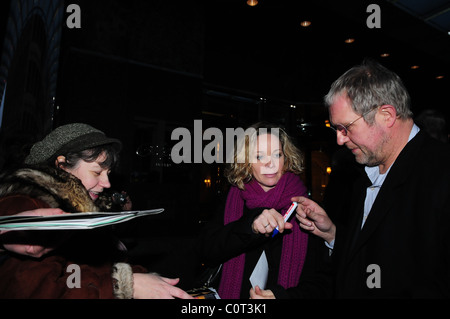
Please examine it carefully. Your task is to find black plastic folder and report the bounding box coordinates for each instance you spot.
[0,209,164,230]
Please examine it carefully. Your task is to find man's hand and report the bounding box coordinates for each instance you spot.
[292,196,336,244]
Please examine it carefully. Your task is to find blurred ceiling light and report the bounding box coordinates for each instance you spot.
[247,0,258,6]
[411,65,420,69]
[436,75,444,79]
[300,21,311,27]
[380,53,390,57]
[344,38,355,44]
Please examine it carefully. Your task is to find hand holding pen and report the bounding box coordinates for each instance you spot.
[271,202,298,237]
[251,206,295,237]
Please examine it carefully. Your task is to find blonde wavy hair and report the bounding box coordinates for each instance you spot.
[225,122,304,190]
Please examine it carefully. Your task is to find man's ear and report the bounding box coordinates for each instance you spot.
[379,104,397,128]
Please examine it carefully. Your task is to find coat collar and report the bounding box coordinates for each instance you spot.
[344,129,427,261]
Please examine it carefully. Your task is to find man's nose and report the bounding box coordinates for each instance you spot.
[336,131,349,146]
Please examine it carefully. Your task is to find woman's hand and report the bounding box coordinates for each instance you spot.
[1,208,67,258]
[249,286,275,299]
[13,208,65,218]
[133,273,194,299]
[251,208,293,236]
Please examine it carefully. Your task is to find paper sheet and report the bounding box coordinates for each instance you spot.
[0,209,164,230]
[249,251,269,289]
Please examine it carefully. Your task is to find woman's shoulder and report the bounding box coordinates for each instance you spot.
[0,165,97,213]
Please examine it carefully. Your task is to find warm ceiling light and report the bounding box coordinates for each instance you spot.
[436,75,444,79]
[411,65,420,69]
[380,53,390,57]
[344,38,355,44]
[300,21,311,27]
[247,0,258,6]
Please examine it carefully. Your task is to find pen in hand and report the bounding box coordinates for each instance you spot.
[272,202,298,237]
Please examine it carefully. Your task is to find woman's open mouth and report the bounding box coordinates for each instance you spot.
[89,191,99,201]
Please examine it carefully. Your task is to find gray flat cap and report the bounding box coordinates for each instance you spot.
[25,123,122,165]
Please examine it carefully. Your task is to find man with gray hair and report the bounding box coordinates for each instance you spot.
[253,60,450,298]
[297,60,450,298]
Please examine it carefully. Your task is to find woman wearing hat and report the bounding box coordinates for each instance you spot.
[0,123,192,299]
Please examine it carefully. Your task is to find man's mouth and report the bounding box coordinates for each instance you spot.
[347,144,359,154]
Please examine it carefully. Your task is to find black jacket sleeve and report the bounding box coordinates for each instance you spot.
[196,201,270,267]
[270,233,335,299]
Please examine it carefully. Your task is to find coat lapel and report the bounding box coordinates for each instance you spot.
[346,175,369,254]
[349,179,398,256]
[344,130,425,263]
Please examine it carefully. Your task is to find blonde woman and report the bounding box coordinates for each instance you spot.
[198,122,329,299]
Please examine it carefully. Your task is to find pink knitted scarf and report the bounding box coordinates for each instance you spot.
[218,172,309,299]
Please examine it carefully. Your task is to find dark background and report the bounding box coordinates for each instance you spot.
[0,0,449,288]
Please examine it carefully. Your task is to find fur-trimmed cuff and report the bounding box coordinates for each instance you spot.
[112,262,134,299]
